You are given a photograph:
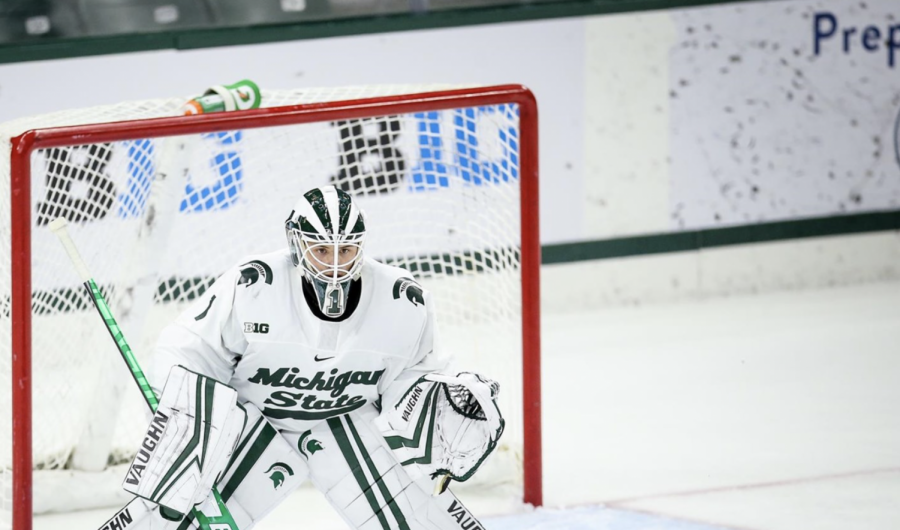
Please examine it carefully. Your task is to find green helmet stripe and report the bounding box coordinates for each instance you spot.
[298,217,318,235]
[296,186,365,238]
[336,189,353,233]
[350,212,365,235]
[303,188,333,234]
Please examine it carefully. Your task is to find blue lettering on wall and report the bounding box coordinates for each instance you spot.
[813,11,900,68]
[410,111,450,191]
[118,139,154,218]
[180,131,244,213]
[118,106,517,209]
[117,131,244,217]
[409,105,519,191]
[455,105,519,185]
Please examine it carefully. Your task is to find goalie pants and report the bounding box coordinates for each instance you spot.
[126,404,486,530]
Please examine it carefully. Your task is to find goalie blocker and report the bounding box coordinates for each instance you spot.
[114,367,503,529]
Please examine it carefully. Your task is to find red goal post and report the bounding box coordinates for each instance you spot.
[6,84,541,529]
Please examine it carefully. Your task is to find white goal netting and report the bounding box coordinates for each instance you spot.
[0,84,533,527]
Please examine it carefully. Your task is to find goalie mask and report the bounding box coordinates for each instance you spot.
[285,186,366,318]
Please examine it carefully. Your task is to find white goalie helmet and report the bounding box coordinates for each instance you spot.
[285,186,366,317]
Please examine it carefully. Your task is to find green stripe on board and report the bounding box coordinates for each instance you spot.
[0,0,761,65]
[12,211,899,318]
[383,248,518,276]
[542,210,900,264]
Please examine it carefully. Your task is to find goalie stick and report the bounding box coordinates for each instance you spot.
[50,217,241,530]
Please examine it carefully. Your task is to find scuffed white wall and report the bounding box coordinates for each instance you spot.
[573,0,900,309]
[668,1,900,229]
[582,0,900,238]
[584,11,674,239]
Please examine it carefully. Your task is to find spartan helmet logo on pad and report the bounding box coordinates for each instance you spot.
[298,430,325,459]
[284,186,366,318]
[265,462,295,490]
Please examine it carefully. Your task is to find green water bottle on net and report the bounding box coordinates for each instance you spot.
[183,79,262,115]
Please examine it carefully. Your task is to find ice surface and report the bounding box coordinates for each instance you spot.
[35,280,900,530]
[486,506,728,530]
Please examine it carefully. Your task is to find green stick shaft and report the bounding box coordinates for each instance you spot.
[85,279,159,410]
[83,278,239,530]
[51,217,239,530]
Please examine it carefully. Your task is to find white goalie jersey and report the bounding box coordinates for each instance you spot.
[108,186,505,529]
[148,249,448,436]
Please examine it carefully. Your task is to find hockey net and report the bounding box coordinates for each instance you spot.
[0,84,540,528]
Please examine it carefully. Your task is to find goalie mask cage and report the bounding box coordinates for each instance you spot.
[0,84,540,529]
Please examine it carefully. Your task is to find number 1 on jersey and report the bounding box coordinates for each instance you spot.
[326,286,341,315]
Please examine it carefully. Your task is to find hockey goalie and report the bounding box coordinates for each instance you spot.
[105,185,505,530]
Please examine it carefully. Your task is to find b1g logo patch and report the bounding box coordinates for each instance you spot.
[392,278,424,307]
[243,322,270,334]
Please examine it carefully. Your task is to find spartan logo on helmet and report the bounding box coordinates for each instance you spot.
[265,462,295,490]
[393,278,425,307]
[237,260,273,287]
[285,186,367,318]
[297,430,324,459]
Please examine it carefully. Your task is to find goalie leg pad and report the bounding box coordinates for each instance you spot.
[96,498,157,530]
[96,497,202,530]
[109,402,309,530]
[122,365,246,516]
[290,405,488,530]
[211,401,309,528]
